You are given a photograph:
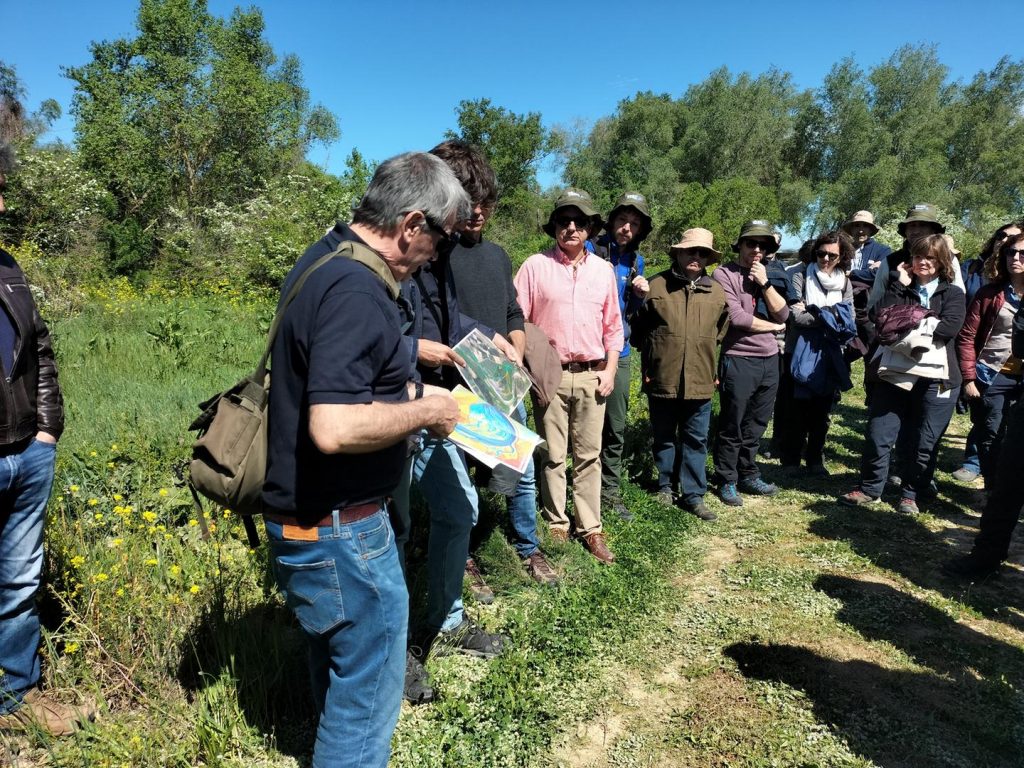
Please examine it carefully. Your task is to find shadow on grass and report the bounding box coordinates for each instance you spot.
[725,573,1024,766]
[177,599,316,764]
[804,497,1024,633]
[725,637,1023,768]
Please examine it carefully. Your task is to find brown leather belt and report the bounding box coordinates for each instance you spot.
[265,499,385,529]
[562,360,602,373]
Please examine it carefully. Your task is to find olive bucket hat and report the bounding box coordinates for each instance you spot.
[543,188,603,237]
[731,220,780,254]
[669,228,721,264]
[841,210,880,236]
[897,203,946,237]
[605,191,653,243]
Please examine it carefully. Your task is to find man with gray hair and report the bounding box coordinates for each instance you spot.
[261,152,466,768]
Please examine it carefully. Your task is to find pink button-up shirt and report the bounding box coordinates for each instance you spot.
[514,246,623,364]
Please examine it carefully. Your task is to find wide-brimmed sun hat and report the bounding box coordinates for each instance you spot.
[841,210,880,236]
[669,228,721,263]
[731,220,780,254]
[542,188,603,237]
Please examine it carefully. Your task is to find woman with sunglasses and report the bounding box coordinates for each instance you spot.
[956,232,1024,492]
[840,234,966,512]
[951,220,1023,483]
[777,230,855,476]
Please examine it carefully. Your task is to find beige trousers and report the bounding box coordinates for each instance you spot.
[534,370,605,536]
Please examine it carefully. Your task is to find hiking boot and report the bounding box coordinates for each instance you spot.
[718,483,743,507]
[951,466,980,483]
[942,551,1002,581]
[838,489,879,506]
[887,474,902,489]
[433,619,509,659]
[464,558,494,605]
[897,496,920,515]
[654,488,675,506]
[807,463,830,477]
[604,496,634,522]
[549,527,569,543]
[738,476,778,496]
[686,500,717,522]
[0,688,95,737]
[403,649,436,705]
[581,532,616,564]
[522,551,559,585]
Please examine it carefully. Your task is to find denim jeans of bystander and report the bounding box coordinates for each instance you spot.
[0,438,57,715]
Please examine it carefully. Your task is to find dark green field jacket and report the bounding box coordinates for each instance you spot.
[631,268,730,400]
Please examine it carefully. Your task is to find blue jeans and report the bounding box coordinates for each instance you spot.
[265,507,407,768]
[0,438,58,714]
[507,401,540,558]
[412,436,478,633]
[649,397,712,507]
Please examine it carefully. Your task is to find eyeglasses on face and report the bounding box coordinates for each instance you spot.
[741,238,773,252]
[555,215,591,230]
[814,250,840,260]
[421,213,458,248]
[1004,247,1024,261]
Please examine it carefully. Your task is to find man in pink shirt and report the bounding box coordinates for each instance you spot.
[514,189,623,564]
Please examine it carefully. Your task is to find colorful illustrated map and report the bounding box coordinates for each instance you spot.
[448,386,541,473]
[453,329,532,415]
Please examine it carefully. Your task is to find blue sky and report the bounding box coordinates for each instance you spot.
[6,0,1023,193]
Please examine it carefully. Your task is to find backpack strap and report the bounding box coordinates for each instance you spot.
[255,238,399,380]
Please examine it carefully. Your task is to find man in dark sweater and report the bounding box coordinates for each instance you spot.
[434,140,558,587]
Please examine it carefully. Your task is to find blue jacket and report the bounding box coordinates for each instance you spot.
[594,235,645,358]
[790,302,856,398]
[851,238,893,272]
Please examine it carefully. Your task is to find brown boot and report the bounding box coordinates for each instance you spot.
[523,551,560,585]
[582,532,615,564]
[0,688,96,737]
[464,557,495,605]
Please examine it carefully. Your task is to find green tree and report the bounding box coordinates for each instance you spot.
[64,0,338,272]
[446,98,557,198]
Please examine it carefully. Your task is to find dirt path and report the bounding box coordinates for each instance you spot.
[546,469,1024,768]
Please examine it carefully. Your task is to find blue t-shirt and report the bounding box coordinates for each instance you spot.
[263,224,413,516]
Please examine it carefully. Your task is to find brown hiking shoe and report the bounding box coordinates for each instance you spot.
[582,532,615,564]
[464,557,495,605]
[0,688,96,737]
[523,551,559,585]
[549,527,569,543]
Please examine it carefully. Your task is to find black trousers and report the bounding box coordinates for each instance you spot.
[714,354,779,485]
[974,396,1024,561]
[859,378,958,500]
[776,366,835,467]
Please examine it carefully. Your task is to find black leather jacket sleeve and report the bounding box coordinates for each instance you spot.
[34,304,63,440]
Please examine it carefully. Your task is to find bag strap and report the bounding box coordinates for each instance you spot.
[255,237,398,379]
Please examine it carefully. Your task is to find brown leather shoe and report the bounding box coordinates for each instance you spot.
[582,532,615,564]
[0,688,96,737]
[549,527,569,543]
[523,551,560,585]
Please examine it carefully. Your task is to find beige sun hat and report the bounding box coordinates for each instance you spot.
[842,210,880,236]
[669,228,721,263]
[941,234,961,257]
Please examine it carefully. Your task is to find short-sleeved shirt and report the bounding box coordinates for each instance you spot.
[263,223,412,517]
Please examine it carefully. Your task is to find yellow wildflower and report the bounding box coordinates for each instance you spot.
[189,585,200,595]
[107,462,115,469]
[169,565,181,576]
[110,443,118,451]
[112,539,123,547]
[188,519,199,527]
[93,513,103,522]
[93,573,108,582]
[145,558,158,566]
[69,485,80,493]
[88,498,99,507]
[65,643,79,654]
[70,555,85,568]
[89,450,97,457]
[142,511,157,523]
[112,493,123,502]
[158,488,169,497]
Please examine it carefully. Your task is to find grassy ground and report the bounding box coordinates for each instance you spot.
[2,293,1023,767]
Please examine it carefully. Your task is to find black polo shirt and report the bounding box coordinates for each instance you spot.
[263,223,412,517]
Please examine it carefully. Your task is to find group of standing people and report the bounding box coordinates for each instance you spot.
[5,131,1024,768]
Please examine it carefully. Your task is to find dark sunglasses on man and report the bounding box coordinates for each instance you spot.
[554,214,591,229]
